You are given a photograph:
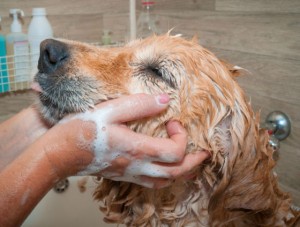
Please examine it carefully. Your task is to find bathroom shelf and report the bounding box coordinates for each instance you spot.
[0,52,36,94]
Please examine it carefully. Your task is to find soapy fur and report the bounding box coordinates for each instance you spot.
[34,34,300,226]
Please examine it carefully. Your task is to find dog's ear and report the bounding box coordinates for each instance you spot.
[191,35,199,44]
[220,60,245,78]
[207,114,292,224]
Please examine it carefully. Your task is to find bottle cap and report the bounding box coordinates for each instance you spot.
[142,0,155,6]
[32,8,46,16]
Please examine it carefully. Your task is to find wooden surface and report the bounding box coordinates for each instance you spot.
[216,0,300,13]
[157,11,300,59]
[0,0,299,206]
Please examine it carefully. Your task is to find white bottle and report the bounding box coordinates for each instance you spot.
[6,9,30,91]
[28,8,53,79]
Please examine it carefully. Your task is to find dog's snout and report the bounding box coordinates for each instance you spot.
[38,39,69,73]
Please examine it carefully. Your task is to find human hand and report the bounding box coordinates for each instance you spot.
[94,119,209,189]
[43,94,209,188]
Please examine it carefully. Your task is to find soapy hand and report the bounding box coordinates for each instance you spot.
[0,93,209,227]
[46,94,209,188]
[99,120,209,188]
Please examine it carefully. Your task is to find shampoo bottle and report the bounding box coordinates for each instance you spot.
[28,8,53,79]
[6,9,30,91]
[0,16,10,93]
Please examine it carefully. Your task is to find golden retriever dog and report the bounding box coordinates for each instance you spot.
[33,34,300,226]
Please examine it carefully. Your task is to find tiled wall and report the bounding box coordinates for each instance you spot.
[0,0,299,204]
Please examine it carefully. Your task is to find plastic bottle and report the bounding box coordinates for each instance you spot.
[0,16,10,93]
[6,9,30,91]
[136,0,160,38]
[28,8,53,79]
[102,30,112,45]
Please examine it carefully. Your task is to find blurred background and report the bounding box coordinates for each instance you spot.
[0,0,299,226]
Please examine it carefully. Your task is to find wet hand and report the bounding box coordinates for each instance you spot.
[45,94,209,188]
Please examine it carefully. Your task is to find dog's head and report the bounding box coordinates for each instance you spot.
[35,34,249,153]
[34,34,297,226]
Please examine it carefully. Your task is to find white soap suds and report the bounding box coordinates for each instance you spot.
[126,160,170,178]
[61,105,114,176]
[158,151,179,163]
[104,159,171,187]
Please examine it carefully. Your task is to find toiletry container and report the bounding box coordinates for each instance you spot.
[28,8,53,79]
[137,0,160,38]
[0,16,10,93]
[6,9,30,91]
[102,30,112,45]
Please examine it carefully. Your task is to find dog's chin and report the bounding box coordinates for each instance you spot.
[36,94,93,125]
[32,78,102,125]
[38,104,68,125]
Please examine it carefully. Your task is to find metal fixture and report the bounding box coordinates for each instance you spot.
[53,178,69,193]
[265,111,291,141]
[268,135,280,153]
[264,111,291,154]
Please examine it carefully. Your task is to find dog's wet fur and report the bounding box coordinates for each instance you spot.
[34,34,300,226]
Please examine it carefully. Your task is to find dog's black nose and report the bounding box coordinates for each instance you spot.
[38,39,69,73]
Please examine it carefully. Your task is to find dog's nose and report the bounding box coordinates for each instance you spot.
[38,39,69,73]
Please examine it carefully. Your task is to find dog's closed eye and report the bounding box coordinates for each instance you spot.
[140,63,177,89]
[147,66,163,78]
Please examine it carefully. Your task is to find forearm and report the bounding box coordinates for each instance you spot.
[0,106,48,171]
[0,140,59,227]
[0,118,95,227]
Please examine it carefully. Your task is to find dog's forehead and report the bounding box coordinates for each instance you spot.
[127,37,195,79]
[129,35,191,62]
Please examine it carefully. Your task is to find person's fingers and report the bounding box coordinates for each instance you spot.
[115,151,210,188]
[158,151,210,179]
[129,151,209,179]
[106,174,172,189]
[165,120,188,157]
[95,93,170,123]
[106,123,188,163]
[138,176,173,189]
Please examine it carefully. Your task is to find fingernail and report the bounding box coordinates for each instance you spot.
[156,94,170,105]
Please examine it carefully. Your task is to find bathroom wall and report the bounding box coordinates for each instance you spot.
[0,0,299,205]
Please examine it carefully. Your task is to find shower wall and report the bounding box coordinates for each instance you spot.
[0,0,299,205]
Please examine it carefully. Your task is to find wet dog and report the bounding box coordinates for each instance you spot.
[34,34,300,226]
